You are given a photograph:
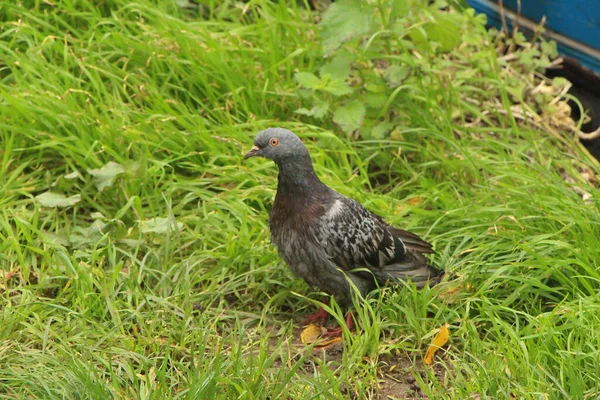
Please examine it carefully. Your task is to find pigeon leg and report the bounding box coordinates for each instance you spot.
[303,299,330,325]
[321,311,354,338]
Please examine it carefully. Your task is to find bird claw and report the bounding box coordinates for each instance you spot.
[321,326,343,338]
[303,307,328,325]
[302,301,331,325]
[321,311,355,338]
[302,302,354,338]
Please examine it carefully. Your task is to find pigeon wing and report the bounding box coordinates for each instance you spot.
[316,194,438,286]
[316,196,402,269]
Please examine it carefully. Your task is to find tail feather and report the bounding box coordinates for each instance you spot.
[391,228,434,254]
[375,250,443,288]
[376,263,442,288]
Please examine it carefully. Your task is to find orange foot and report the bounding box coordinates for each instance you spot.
[321,311,354,338]
[303,299,330,325]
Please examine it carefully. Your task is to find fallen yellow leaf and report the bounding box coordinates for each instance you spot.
[318,337,343,348]
[424,323,450,365]
[300,323,343,348]
[300,324,323,345]
[437,283,463,300]
[407,196,423,206]
[438,282,473,304]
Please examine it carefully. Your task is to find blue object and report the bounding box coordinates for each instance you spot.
[466,0,600,75]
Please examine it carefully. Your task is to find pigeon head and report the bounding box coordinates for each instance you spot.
[244,128,310,164]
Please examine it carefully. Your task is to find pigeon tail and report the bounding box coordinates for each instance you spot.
[390,227,434,254]
[376,261,443,289]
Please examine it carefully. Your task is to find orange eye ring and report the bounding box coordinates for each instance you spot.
[270,138,279,147]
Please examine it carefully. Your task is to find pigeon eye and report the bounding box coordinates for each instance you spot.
[270,138,279,147]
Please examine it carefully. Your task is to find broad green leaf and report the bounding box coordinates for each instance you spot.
[365,93,388,109]
[295,98,329,119]
[320,53,355,79]
[294,72,321,90]
[383,65,411,87]
[392,21,406,37]
[309,100,329,118]
[298,88,313,99]
[541,41,558,58]
[41,232,69,246]
[36,192,81,208]
[119,238,145,248]
[320,0,373,55]
[140,216,184,234]
[322,78,353,96]
[371,121,395,138]
[88,161,125,191]
[390,0,409,20]
[424,12,462,52]
[69,220,109,248]
[333,100,366,133]
[365,79,386,93]
[408,25,428,48]
[431,0,449,8]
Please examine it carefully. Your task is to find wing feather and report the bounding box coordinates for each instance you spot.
[313,192,442,288]
[317,195,406,271]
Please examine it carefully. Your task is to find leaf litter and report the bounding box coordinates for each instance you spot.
[253,321,450,399]
[300,323,343,348]
[424,323,450,366]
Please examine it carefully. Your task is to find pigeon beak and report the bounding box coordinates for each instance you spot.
[244,145,260,160]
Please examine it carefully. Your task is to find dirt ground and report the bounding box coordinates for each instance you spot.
[265,324,448,399]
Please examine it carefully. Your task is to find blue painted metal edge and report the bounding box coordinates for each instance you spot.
[467,0,600,75]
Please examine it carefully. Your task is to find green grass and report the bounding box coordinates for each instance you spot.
[1,1,600,399]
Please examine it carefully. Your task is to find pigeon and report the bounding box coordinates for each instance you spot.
[244,128,442,334]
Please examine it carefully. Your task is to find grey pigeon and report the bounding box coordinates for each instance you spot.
[244,128,442,330]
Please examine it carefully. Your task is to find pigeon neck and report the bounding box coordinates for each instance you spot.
[276,157,324,195]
